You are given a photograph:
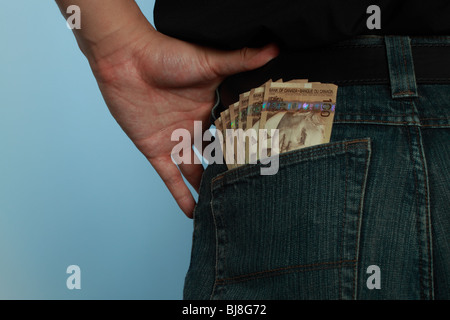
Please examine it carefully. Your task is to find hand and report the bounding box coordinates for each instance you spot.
[90,28,279,218]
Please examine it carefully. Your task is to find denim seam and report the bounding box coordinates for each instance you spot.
[353,141,372,300]
[211,139,370,187]
[416,78,450,81]
[209,183,221,300]
[411,44,450,47]
[408,104,427,299]
[387,37,419,99]
[345,143,356,299]
[214,264,356,286]
[335,120,412,125]
[339,144,350,300]
[421,124,450,128]
[210,140,371,298]
[394,91,416,96]
[414,125,434,299]
[421,117,450,121]
[215,260,357,284]
[338,113,411,116]
[212,145,357,186]
[406,125,425,299]
[212,149,331,184]
[338,115,450,120]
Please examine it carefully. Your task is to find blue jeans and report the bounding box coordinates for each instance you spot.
[184,36,450,299]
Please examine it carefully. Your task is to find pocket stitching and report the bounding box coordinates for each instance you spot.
[351,141,372,299]
[211,138,371,189]
[210,138,372,299]
[215,259,357,285]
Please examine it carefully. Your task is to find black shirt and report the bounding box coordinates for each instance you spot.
[154,0,450,50]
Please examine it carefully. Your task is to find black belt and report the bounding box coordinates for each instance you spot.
[219,36,450,107]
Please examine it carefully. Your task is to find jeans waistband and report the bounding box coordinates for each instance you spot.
[217,35,450,109]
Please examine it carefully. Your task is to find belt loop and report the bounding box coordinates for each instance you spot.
[385,36,418,99]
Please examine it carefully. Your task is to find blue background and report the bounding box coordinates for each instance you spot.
[0,1,195,299]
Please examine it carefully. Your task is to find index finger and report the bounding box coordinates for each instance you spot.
[149,156,196,218]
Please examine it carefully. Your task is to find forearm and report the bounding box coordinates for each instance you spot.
[55,0,156,65]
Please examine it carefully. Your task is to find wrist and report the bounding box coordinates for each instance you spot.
[83,21,161,87]
[58,0,156,74]
[80,18,154,69]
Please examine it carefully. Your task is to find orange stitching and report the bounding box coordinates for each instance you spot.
[393,91,416,96]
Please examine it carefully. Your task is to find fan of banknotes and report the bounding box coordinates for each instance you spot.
[214,79,338,169]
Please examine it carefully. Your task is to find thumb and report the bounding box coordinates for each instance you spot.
[209,43,280,78]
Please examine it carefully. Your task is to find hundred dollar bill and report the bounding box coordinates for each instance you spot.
[260,81,323,130]
[214,79,336,169]
[244,79,311,162]
[260,81,338,156]
[257,80,309,158]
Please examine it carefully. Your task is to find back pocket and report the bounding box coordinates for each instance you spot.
[210,138,371,299]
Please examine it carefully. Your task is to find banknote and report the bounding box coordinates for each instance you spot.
[259,81,335,132]
[229,101,244,165]
[214,79,338,169]
[245,85,265,163]
[237,91,251,165]
[238,91,250,131]
[259,81,337,157]
[257,80,310,158]
[246,84,266,131]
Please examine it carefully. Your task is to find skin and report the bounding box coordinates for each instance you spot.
[55,0,279,218]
